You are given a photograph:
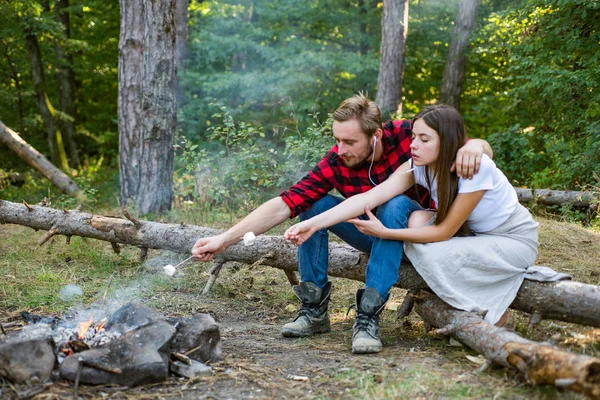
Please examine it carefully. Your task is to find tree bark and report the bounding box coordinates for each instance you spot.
[0,122,82,198]
[118,0,144,207]
[119,0,177,215]
[24,31,70,172]
[414,292,600,399]
[54,0,80,169]
[0,199,599,328]
[138,0,177,214]
[514,187,598,209]
[439,0,480,109]
[375,0,409,118]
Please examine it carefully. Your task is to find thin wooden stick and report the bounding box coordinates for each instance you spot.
[73,358,83,399]
[99,274,114,314]
[23,200,33,211]
[81,359,122,374]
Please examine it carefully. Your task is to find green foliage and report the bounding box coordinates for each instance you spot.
[464,0,600,189]
[174,104,332,212]
[0,0,119,169]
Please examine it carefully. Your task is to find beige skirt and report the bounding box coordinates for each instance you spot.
[404,204,570,324]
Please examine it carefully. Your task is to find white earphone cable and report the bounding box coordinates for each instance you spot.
[368,136,377,186]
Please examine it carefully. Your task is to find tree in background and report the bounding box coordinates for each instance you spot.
[176,0,190,108]
[53,0,80,168]
[23,3,70,171]
[376,0,409,118]
[439,0,480,110]
[118,0,177,215]
[0,0,119,174]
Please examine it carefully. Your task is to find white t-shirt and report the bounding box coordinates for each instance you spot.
[412,154,518,232]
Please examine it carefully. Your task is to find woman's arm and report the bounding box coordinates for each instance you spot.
[284,161,415,245]
[349,190,486,243]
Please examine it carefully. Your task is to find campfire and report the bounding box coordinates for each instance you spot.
[0,301,222,388]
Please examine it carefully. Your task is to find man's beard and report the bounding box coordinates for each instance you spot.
[341,143,374,168]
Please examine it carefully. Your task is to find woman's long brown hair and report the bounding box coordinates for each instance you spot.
[413,105,470,236]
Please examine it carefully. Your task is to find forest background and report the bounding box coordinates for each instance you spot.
[0,0,598,221]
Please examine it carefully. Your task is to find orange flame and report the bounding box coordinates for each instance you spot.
[96,320,106,332]
[78,315,94,340]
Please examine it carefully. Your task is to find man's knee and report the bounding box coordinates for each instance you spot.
[376,195,415,217]
[300,195,341,221]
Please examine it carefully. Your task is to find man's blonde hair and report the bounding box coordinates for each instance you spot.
[332,93,382,137]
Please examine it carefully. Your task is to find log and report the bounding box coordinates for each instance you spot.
[1,198,600,328]
[414,291,600,399]
[0,120,83,199]
[514,187,598,209]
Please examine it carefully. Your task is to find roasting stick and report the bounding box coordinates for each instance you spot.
[163,255,195,276]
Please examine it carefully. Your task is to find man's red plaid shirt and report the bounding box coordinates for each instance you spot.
[280,119,434,218]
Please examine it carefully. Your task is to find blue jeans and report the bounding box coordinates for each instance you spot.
[298,194,422,299]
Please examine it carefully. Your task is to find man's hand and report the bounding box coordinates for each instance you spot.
[452,139,487,179]
[192,234,227,262]
[284,221,318,246]
[347,206,388,238]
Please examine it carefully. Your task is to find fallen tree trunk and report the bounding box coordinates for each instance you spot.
[514,187,598,209]
[1,199,599,328]
[414,291,600,399]
[0,121,83,199]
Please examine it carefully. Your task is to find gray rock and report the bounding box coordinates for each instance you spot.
[59,320,175,387]
[170,314,222,362]
[170,359,211,378]
[0,336,55,383]
[104,302,162,334]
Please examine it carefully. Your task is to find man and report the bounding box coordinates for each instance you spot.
[192,94,492,354]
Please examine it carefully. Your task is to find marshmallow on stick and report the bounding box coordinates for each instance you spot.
[243,232,256,246]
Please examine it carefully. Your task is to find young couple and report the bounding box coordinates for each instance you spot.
[192,94,567,354]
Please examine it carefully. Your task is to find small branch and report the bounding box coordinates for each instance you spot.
[110,242,121,254]
[123,210,141,229]
[100,274,114,314]
[397,295,415,319]
[73,358,83,399]
[139,246,148,262]
[170,352,192,365]
[23,200,34,211]
[81,359,122,374]
[66,235,71,245]
[38,227,58,246]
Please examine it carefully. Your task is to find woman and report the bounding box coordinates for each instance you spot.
[285,105,568,325]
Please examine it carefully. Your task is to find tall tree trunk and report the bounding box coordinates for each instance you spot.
[1,39,25,134]
[54,0,80,169]
[375,0,409,118]
[119,0,177,215]
[137,0,177,214]
[439,0,480,110]
[175,0,189,108]
[24,32,70,172]
[118,0,144,207]
[358,0,369,55]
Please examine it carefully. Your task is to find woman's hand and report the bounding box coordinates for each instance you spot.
[284,221,318,246]
[347,206,388,238]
